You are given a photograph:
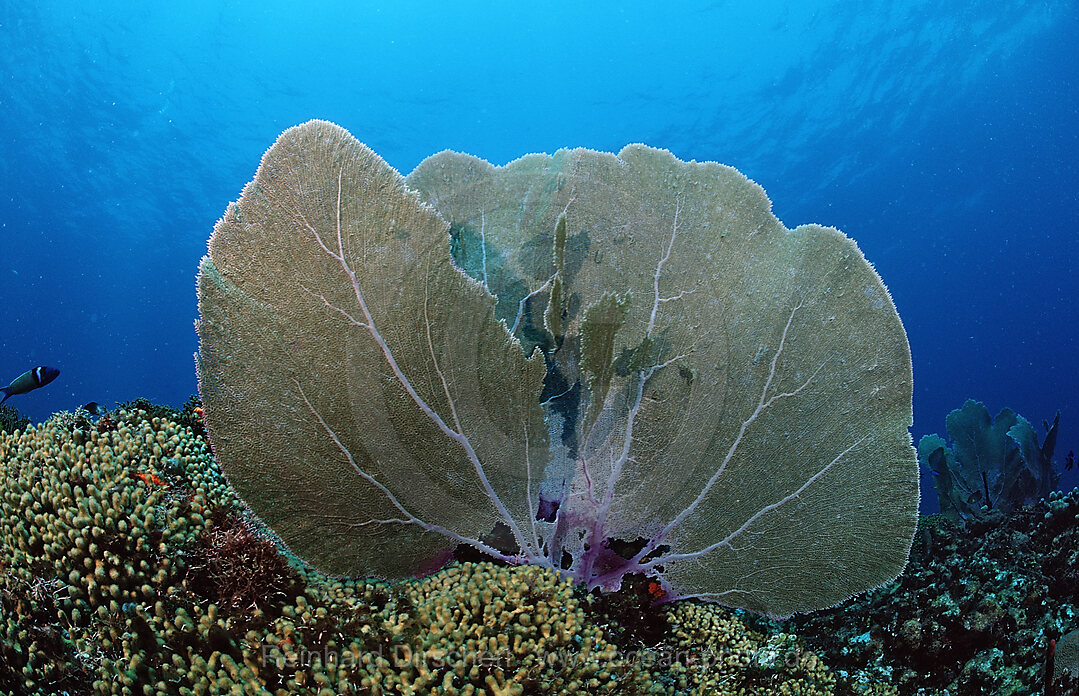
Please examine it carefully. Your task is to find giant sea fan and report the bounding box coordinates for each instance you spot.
[196,120,918,618]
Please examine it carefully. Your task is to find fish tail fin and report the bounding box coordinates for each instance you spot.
[0,389,9,406]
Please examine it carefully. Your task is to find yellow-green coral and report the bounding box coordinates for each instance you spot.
[666,602,897,696]
[252,563,661,695]
[0,409,243,693]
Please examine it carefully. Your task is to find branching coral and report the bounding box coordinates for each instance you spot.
[0,407,245,693]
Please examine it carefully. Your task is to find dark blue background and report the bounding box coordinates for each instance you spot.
[2,2,1076,506]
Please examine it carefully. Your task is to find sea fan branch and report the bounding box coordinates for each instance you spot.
[299,169,540,562]
[293,379,520,562]
[641,437,864,568]
[631,302,822,563]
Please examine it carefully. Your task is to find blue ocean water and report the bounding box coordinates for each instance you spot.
[1,0,1076,508]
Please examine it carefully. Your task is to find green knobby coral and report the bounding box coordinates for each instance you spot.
[0,407,644,695]
[666,602,899,696]
[0,408,246,693]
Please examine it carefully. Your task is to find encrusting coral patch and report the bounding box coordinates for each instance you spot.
[0,403,894,695]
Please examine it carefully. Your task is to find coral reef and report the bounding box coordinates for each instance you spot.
[1051,628,1079,695]
[1,404,897,695]
[0,405,248,693]
[10,397,1068,694]
[666,602,897,696]
[780,489,1079,695]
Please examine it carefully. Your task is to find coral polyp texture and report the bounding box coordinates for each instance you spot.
[0,408,262,692]
[196,119,918,618]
